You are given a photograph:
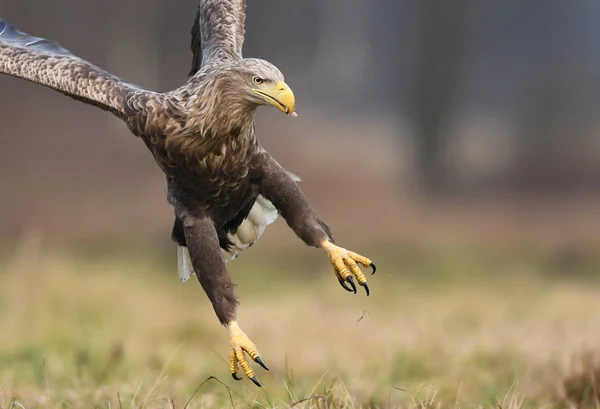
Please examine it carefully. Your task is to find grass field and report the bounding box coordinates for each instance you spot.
[1,242,599,409]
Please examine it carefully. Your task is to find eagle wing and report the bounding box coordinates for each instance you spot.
[189,0,246,74]
[0,20,149,119]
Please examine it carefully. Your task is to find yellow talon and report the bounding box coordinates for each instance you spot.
[234,346,254,378]
[227,321,269,386]
[322,240,376,296]
[344,256,367,285]
[347,250,373,268]
[229,349,241,380]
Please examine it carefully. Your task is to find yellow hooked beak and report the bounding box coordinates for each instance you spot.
[253,80,296,116]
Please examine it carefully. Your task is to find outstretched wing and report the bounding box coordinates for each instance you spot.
[0,20,144,119]
[189,0,246,74]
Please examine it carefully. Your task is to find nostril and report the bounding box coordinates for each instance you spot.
[278,87,285,93]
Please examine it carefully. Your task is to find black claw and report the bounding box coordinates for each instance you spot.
[338,277,353,292]
[363,282,370,296]
[345,275,357,294]
[254,356,269,371]
[370,262,377,275]
[250,376,262,387]
[232,373,242,381]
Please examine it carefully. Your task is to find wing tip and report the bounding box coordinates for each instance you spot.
[0,19,12,38]
[0,20,71,56]
[0,20,22,40]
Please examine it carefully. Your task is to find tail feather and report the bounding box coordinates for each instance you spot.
[177,245,195,282]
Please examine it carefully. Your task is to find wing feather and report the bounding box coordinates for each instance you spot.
[0,20,143,118]
[189,0,246,74]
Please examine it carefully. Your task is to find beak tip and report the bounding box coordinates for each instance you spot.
[291,112,297,117]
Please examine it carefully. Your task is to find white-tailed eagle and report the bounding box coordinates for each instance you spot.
[0,0,376,386]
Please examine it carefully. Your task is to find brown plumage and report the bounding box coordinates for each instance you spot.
[0,0,375,386]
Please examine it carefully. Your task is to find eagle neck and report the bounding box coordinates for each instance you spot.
[201,87,256,140]
[165,74,256,141]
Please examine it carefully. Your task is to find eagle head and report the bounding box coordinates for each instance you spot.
[227,58,296,116]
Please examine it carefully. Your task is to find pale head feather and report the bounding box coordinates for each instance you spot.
[180,58,287,136]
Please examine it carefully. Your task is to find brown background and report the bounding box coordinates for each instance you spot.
[1,0,599,254]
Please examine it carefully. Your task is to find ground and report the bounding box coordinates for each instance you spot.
[1,242,599,409]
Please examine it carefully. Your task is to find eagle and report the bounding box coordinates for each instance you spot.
[0,0,376,386]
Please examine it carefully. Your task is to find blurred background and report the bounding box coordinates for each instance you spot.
[1,0,600,256]
[2,1,600,406]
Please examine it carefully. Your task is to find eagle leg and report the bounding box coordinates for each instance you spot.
[228,321,269,386]
[256,154,377,296]
[178,211,268,387]
[322,240,376,296]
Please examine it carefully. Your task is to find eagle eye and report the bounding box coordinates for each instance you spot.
[252,76,264,85]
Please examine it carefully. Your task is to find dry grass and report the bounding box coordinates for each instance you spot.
[0,243,599,409]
